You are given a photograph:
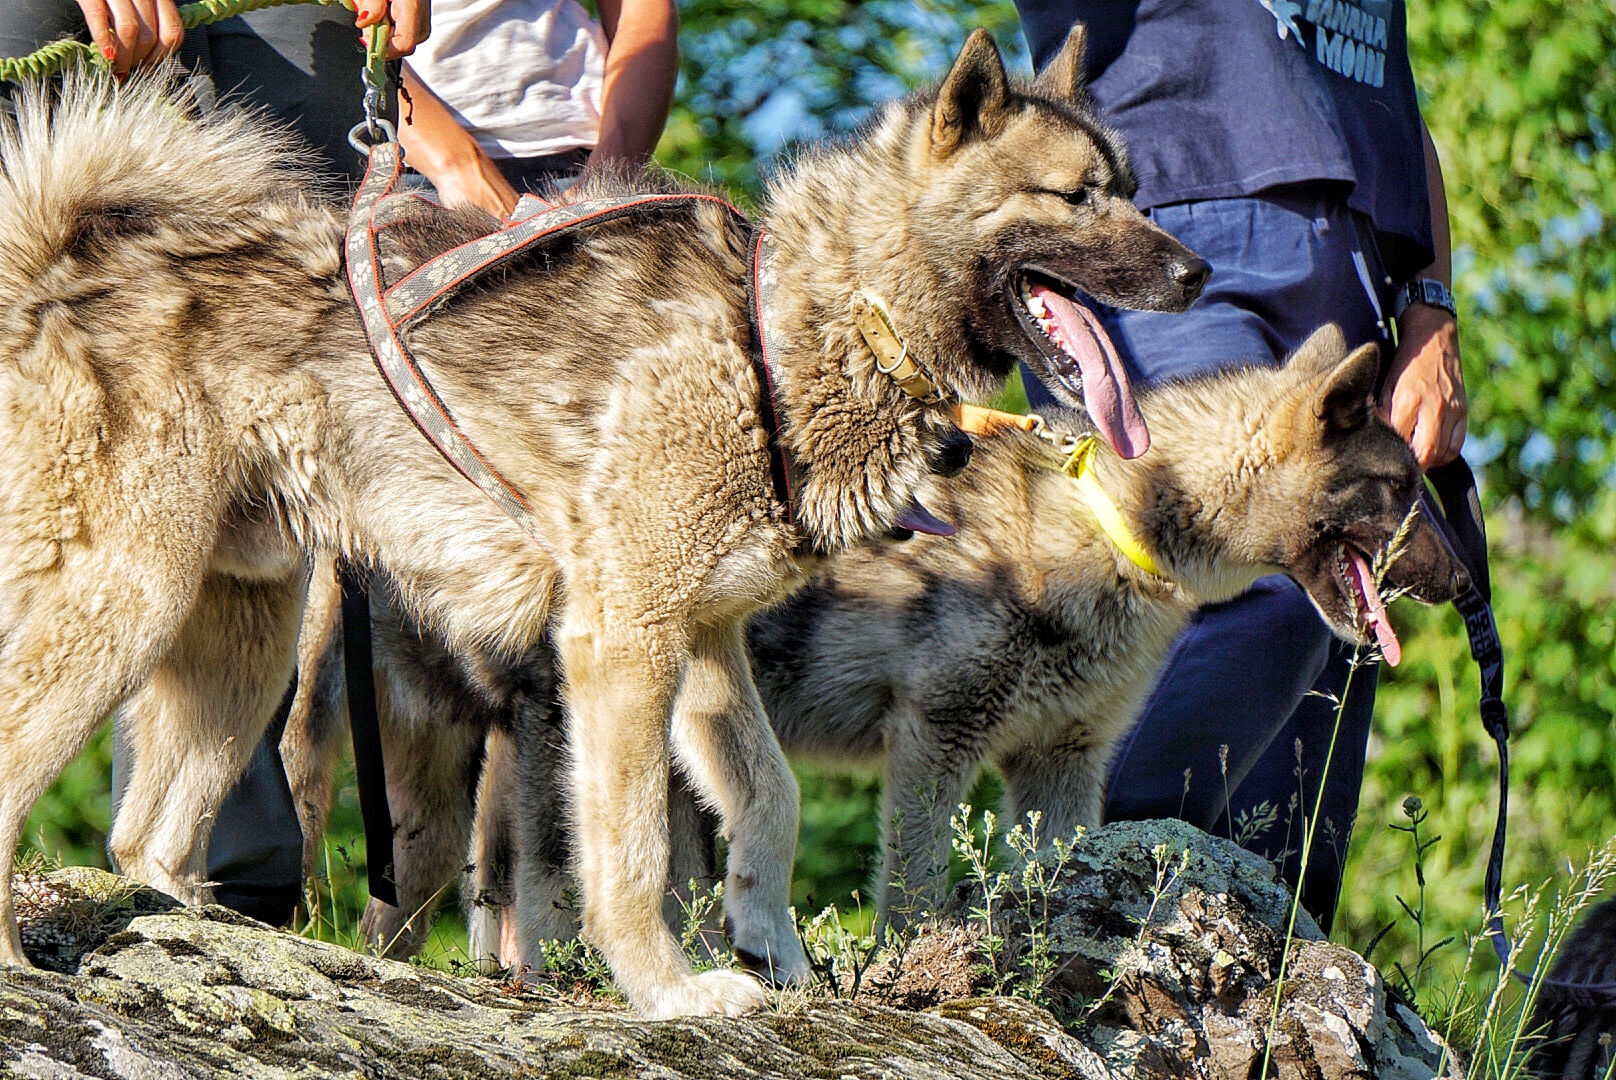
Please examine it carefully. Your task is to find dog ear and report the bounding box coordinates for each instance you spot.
[1313,341,1382,435]
[1033,24,1089,101]
[1286,322,1350,375]
[933,29,1011,156]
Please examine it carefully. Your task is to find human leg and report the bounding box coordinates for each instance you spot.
[200,6,388,184]
[1209,640,1379,932]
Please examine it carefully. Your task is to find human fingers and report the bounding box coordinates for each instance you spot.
[1382,307,1466,469]
[76,0,139,74]
[125,0,183,67]
[153,0,185,62]
[353,0,431,58]
[386,0,432,58]
[76,0,182,73]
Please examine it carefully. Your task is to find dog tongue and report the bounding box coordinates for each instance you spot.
[1345,547,1401,667]
[894,497,955,537]
[1030,283,1150,459]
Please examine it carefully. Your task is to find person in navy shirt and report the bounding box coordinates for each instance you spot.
[1013,0,1466,930]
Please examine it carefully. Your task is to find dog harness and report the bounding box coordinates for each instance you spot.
[344,141,799,536]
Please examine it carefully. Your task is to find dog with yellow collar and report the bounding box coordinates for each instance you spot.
[746,322,1467,921]
[338,321,1471,969]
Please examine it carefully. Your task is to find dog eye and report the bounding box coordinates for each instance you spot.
[1054,187,1090,207]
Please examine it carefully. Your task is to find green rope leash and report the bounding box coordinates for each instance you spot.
[0,0,377,84]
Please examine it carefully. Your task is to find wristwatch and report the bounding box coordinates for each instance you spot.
[1392,278,1457,320]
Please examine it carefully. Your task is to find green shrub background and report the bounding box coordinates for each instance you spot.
[20,0,1615,1001]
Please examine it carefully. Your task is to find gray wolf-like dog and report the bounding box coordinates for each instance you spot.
[0,26,1207,1016]
[294,325,1466,971]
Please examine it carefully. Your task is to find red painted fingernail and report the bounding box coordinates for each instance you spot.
[102,45,117,61]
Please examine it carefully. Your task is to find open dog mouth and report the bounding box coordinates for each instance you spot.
[1334,543,1401,666]
[1012,273,1149,459]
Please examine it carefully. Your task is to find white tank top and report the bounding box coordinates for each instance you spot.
[405,0,606,159]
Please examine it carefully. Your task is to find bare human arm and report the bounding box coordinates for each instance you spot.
[1379,119,1468,469]
[75,0,430,76]
[398,66,521,217]
[591,0,678,170]
[398,0,677,214]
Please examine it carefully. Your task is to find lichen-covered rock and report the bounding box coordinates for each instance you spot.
[2,871,1098,1079]
[2,822,1462,1080]
[873,819,1461,1080]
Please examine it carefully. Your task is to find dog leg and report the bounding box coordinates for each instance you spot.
[356,696,485,959]
[558,599,766,1018]
[671,621,810,990]
[109,571,306,907]
[506,652,581,971]
[466,725,517,968]
[999,734,1108,845]
[881,703,982,926]
[280,553,346,880]
[0,589,186,966]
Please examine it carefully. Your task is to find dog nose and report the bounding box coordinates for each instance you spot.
[1173,257,1212,300]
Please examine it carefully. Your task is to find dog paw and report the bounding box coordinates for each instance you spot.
[725,915,811,989]
[640,969,768,1019]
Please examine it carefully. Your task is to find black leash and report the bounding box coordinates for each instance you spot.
[1424,460,1511,968]
[338,563,398,909]
[1424,460,1616,997]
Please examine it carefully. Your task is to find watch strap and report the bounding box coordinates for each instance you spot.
[1393,278,1457,319]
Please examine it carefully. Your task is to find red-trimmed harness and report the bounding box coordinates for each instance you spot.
[343,141,798,536]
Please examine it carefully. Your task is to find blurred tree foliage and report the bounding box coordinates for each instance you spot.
[19,3,1613,1007]
[657,0,1025,198]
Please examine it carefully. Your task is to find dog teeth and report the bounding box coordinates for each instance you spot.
[1025,294,1048,318]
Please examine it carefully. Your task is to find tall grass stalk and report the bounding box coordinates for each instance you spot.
[1258,646,1365,1079]
[1468,841,1616,1080]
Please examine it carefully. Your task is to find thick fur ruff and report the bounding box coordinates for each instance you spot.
[289,326,1467,970]
[0,28,1206,1018]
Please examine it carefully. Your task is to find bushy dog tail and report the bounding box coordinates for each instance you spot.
[0,68,318,292]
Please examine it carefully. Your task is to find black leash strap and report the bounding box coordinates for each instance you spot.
[338,563,398,908]
[1425,460,1616,997]
[1425,460,1510,967]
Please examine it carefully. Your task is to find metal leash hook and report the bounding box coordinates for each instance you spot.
[346,11,396,154]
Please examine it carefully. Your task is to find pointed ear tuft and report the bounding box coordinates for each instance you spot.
[1286,322,1350,375]
[932,29,1011,157]
[1033,23,1089,101]
[1314,342,1382,435]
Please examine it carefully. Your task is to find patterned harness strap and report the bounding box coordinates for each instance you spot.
[344,142,798,539]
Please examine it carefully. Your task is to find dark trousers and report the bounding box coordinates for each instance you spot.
[2,1,385,925]
[1025,189,1395,931]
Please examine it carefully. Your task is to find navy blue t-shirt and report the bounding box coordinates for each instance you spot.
[1016,0,1434,281]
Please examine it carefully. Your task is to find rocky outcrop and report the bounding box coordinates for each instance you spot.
[1,821,1460,1079]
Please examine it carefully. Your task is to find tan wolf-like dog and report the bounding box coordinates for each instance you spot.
[0,26,1208,1015]
[294,325,1467,971]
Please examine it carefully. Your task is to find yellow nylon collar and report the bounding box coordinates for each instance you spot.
[1063,436,1168,579]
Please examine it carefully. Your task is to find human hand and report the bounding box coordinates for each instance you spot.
[74,0,183,76]
[354,0,432,59]
[1380,302,1467,469]
[427,153,519,219]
